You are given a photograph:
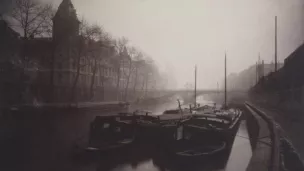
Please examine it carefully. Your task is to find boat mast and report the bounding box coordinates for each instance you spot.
[275,16,277,72]
[217,82,219,94]
[194,65,197,107]
[224,53,227,109]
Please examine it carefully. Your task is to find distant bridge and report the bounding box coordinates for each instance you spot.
[147,89,248,104]
[161,89,247,95]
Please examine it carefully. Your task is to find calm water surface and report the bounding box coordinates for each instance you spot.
[80,121,252,171]
[0,95,252,171]
[88,95,252,171]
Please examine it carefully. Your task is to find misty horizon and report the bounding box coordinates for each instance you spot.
[1,1,304,171]
[1,0,304,89]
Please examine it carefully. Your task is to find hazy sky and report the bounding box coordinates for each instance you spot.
[22,0,304,88]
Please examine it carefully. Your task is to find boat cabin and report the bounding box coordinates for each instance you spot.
[88,115,136,148]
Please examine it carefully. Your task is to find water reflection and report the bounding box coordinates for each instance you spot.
[93,143,229,171]
[225,121,252,171]
[110,160,158,171]
[129,95,217,114]
[75,120,251,171]
[76,95,252,171]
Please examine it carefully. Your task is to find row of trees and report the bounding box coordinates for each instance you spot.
[3,0,167,103]
[67,18,164,102]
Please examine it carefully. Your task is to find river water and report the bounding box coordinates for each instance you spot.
[129,94,218,114]
[0,95,252,171]
[87,95,253,171]
[87,122,252,171]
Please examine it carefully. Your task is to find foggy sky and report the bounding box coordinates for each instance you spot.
[28,0,304,89]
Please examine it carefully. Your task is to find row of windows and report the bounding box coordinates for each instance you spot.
[102,67,115,78]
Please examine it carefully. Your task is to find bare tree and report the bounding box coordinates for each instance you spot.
[140,70,147,99]
[87,25,113,100]
[123,46,145,101]
[142,57,156,98]
[98,34,113,100]
[83,24,103,100]
[132,51,144,96]
[123,47,135,100]
[70,18,89,102]
[89,57,98,99]
[70,39,85,102]
[10,0,53,39]
[8,0,53,73]
[69,21,113,101]
[98,62,111,101]
[89,44,108,100]
[114,37,129,100]
[7,0,54,102]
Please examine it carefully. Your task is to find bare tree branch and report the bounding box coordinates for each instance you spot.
[10,0,53,38]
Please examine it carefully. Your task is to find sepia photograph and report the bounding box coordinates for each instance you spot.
[0,0,304,170]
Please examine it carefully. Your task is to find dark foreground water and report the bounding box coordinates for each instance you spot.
[0,95,252,171]
[74,120,251,171]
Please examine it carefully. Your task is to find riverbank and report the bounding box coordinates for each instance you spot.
[247,102,304,171]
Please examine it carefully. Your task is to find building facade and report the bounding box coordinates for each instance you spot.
[28,0,126,103]
[0,0,161,104]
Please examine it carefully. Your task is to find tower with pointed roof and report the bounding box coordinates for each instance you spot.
[53,0,80,42]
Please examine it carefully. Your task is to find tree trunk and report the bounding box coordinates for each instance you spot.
[140,75,145,98]
[89,58,97,100]
[49,41,57,102]
[116,61,121,101]
[23,9,29,62]
[71,50,82,102]
[101,79,105,101]
[145,74,149,98]
[133,66,138,95]
[100,65,105,101]
[124,61,132,101]
[24,29,27,40]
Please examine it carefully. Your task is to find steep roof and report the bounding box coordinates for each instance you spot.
[0,20,20,61]
[0,20,20,39]
[53,0,79,22]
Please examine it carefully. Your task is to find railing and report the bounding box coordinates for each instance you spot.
[244,104,259,150]
[245,102,280,171]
